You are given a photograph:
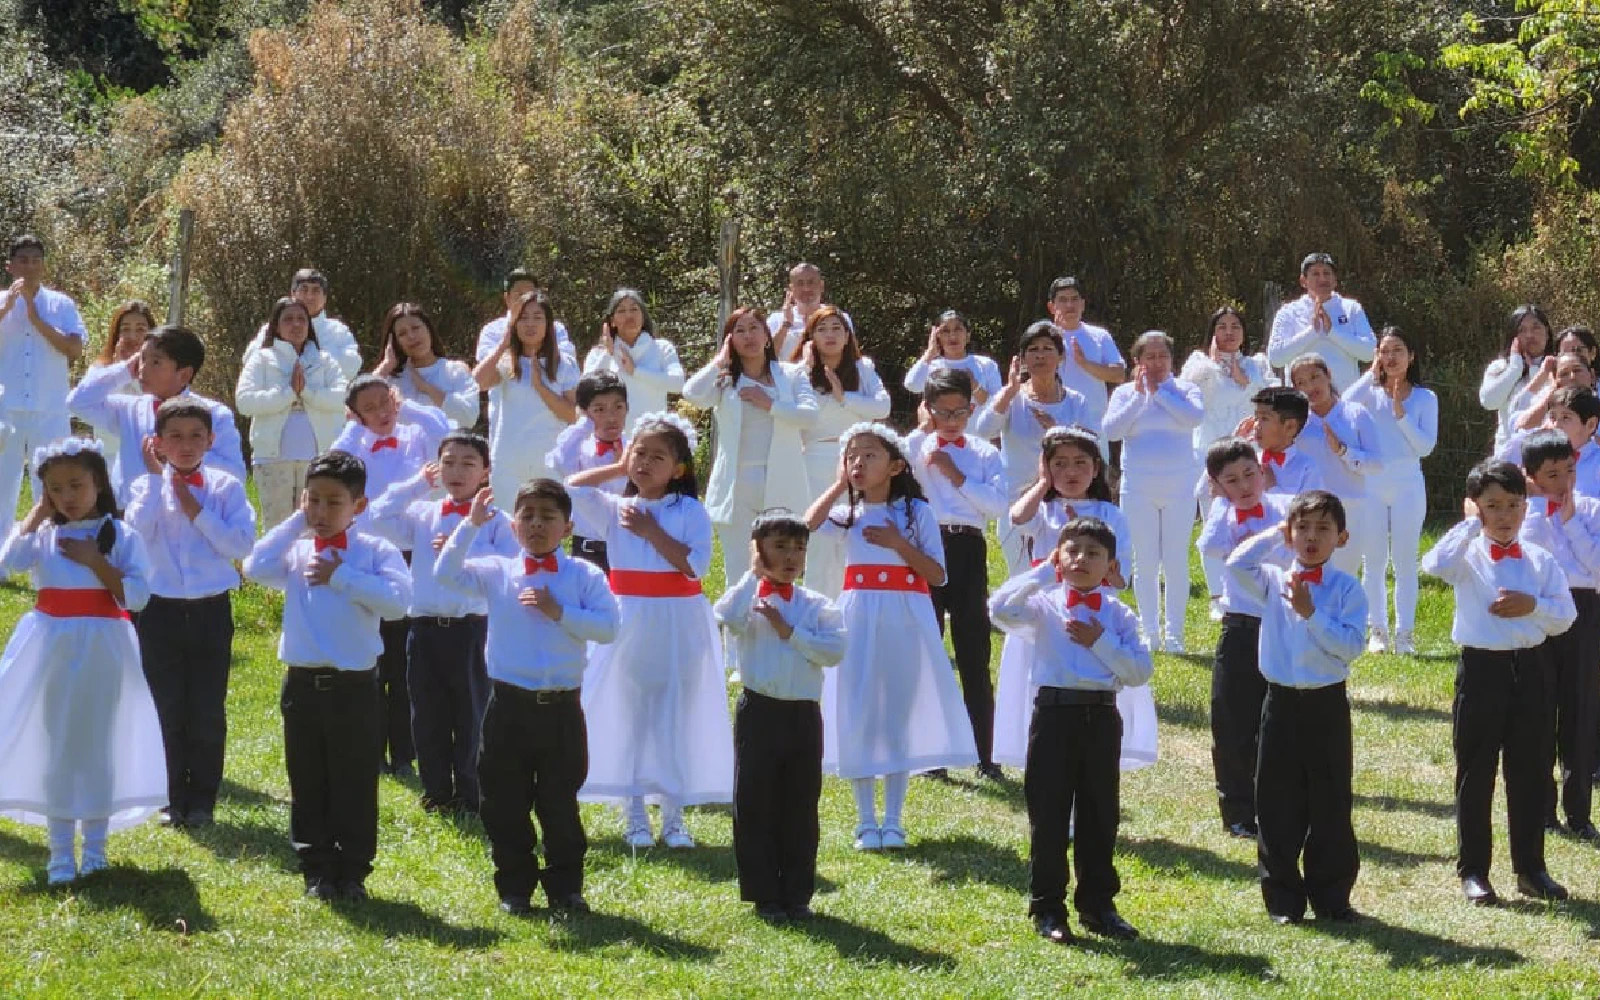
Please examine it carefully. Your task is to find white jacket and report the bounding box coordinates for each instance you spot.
[234,340,350,461]
[683,360,817,525]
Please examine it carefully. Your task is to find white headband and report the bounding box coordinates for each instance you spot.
[33,436,104,470]
[837,420,906,458]
[632,410,699,453]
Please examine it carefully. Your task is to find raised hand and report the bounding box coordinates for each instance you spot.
[376,336,399,377]
[1488,588,1536,619]
[58,536,105,568]
[470,486,494,526]
[421,461,441,488]
[1065,618,1104,648]
[862,520,905,552]
[926,449,963,485]
[519,585,563,621]
[141,434,164,475]
[620,504,661,539]
[304,547,342,587]
[1284,575,1315,619]
[752,599,794,639]
[923,325,942,362]
[292,361,307,395]
[737,385,774,411]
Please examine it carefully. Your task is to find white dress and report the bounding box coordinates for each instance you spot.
[570,488,734,806]
[0,517,165,829]
[487,356,581,505]
[817,498,979,777]
[991,498,1157,770]
[797,359,892,597]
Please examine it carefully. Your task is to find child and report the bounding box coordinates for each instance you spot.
[1421,460,1575,906]
[368,432,521,814]
[84,300,155,495]
[473,290,581,505]
[1519,430,1600,841]
[1196,437,1290,839]
[1227,490,1366,924]
[545,373,630,572]
[903,309,1004,404]
[0,438,162,884]
[125,400,257,828]
[565,411,734,847]
[1244,386,1321,496]
[804,422,977,850]
[1287,354,1381,578]
[434,478,619,916]
[1499,386,1600,497]
[242,450,413,900]
[375,302,481,430]
[989,516,1152,944]
[582,288,687,432]
[714,514,847,922]
[67,324,247,505]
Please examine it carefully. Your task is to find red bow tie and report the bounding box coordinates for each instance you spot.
[441,499,472,518]
[1548,500,1561,517]
[1261,449,1287,467]
[1490,541,1522,562]
[524,554,559,575]
[757,579,794,601]
[1236,503,1265,523]
[939,436,966,449]
[314,532,348,553]
[596,438,621,457]
[1065,588,1102,610]
[371,436,399,452]
[175,469,203,487]
[1293,566,1323,585]
[150,397,163,417]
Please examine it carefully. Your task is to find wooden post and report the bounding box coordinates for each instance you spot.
[717,217,740,334]
[1262,280,1283,378]
[167,209,194,326]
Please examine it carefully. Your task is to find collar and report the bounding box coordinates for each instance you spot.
[441,498,473,518]
[1291,563,1324,585]
[524,552,559,574]
[938,435,966,449]
[370,435,399,452]
[1488,539,1523,561]
[1064,587,1102,610]
[314,531,348,553]
[1235,502,1265,523]
[173,466,204,488]
[1261,449,1287,467]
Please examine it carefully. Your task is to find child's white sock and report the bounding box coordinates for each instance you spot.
[80,819,109,870]
[46,819,76,883]
[660,798,685,832]
[624,796,650,832]
[883,772,910,830]
[851,778,878,828]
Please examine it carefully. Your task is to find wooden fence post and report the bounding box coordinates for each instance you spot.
[717,217,740,334]
[167,209,194,326]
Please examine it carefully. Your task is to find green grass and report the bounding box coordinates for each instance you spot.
[1,525,1598,998]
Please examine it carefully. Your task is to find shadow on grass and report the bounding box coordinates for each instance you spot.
[944,770,1026,808]
[1352,698,1450,724]
[1359,839,1453,868]
[1077,935,1272,981]
[1316,910,1522,969]
[0,824,38,867]
[1553,897,1600,940]
[787,912,957,970]
[613,841,740,885]
[1354,792,1455,821]
[1123,836,1259,882]
[918,834,1026,891]
[329,893,504,948]
[1155,700,1209,731]
[217,777,288,810]
[183,815,299,870]
[543,908,718,962]
[76,865,217,933]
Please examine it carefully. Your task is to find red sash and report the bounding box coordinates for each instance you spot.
[608,570,704,598]
[35,588,129,620]
[842,564,930,594]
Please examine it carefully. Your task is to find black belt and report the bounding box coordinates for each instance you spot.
[575,538,608,552]
[492,681,580,705]
[1266,680,1347,697]
[287,666,376,692]
[1035,686,1117,707]
[1221,612,1261,626]
[410,613,486,628]
[940,524,984,537]
[150,592,231,605]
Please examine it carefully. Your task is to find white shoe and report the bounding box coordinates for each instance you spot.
[1393,631,1416,655]
[853,825,882,851]
[1208,599,1225,622]
[78,852,108,877]
[879,826,907,850]
[728,670,742,685]
[662,823,695,849]
[1366,630,1389,655]
[46,856,76,885]
[624,824,656,849]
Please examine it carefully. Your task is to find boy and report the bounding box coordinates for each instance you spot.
[68,324,246,503]
[0,234,87,541]
[1421,460,1576,905]
[435,478,618,916]
[1496,385,1600,489]
[1227,490,1366,924]
[1196,437,1290,839]
[907,368,1009,780]
[243,269,363,379]
[242,450,412,901]
[125,400,257,828]
[1520,430,1600,841]
[474,268,574,364]
[990,516,1152,944]
[714,515,847,922]
[368,432,520,814]
[545,372,630,572]
[1247,386,1321,495]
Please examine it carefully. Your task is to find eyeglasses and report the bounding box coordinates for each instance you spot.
[930,407,971,420]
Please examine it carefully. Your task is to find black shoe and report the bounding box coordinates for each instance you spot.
[1079,909,1139,940]
[976,763,1005,782]
[1461,874,1498,906]
[304,877,337,901]
[1319,906,1360,923]
[1544,816,1563,834]
[419,795,454,814]
[185,809,214,829]
[786,903,814,921]
[1516,871,1569,901]
[389,762,417,779]
[1033,914,1074,945]
[1270,913,1302,926]
[549,892,591,915]
[1568,821,1600,841]
[920,768,950,781]
[1226,821,1258,840]
[161,809,188,829]
[499,895,533,916]
[338,881,368,902]
[755,903,788,923]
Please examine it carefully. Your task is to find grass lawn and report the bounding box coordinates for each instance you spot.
[1,524,1598,998]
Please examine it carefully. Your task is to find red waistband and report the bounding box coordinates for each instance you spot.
[842,564,929,594]
[608,569,704,598]
[34,588,129,620]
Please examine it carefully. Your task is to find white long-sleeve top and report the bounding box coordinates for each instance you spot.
[1296,400,1382,499]
[904,429,1010,529]
[329,401,450,525]
[0,284,86,414]
[1521,495,1600,591]
[1101,376,1205,488]
[988,561,1153,690]
[387,358,481,430]
[366,471,523,616]
[971,384,1091,497]
[1262,446,1322,496]
[1053,322,1124,429]
[434,523,619,690]
[1197,494,1291,617]
[1341,374,1438,467]
[233,340,349,461]
[1179,350,1275,458]
[123,466,256,599]
[1016,497,1130,570]
[0,515,151,614]
[903,354,1004,399]
[568,487,714,580]
[1420,518,1576,650]
[797,358,892,458]
[545,422,628,538]
[713,571,847,701]
[1226,529,1367,687]
[815,498,946,582]
[475,315,575,364]
[1267,293,1377,392]
[581,333,687,431]
[1479,353,1538,453]
[682,361,818,525]
[246,314,364,380]
[242,510,413,670]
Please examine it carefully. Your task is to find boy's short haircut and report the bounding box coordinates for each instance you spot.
[438,430,491,466]
[514,477,573,518]
[155,398,214,434]
[750,510,810,547]
[290,268,328,294]
[1300,251,1336,274]
[306,449,367,499]
[1252,385,1310,433]
[1286,489,1347,533]
[1551,386,1600,426]
[923,367,975,405]
[147,325,206,377]
[1465,459,1529,500]
[503,267,540,292]
[1522,428,1578,476]
[576,372,628,410]
[1048,276,1082,300]
[345,373,391,412]
[8,234,44,258]
[1205,436,1260,479]
[1057,515,1117,561]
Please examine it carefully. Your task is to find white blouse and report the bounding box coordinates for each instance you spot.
[389,358,480,429]
[1178,351,1275,457]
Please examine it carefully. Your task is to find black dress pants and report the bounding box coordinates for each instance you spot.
[931,526,994,766]
[281,666,381,884]
[137,593,234,817]
[733,689,823,907]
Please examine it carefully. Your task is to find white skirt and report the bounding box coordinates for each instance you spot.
[992,632,1158,771]
[801,451,846,598]
[0,611,167,829]
[579,594,734,805]
[822,589,978,778]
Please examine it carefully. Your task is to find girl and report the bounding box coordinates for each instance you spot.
[376,302,481,430]
[1180,305,1275,473]
[903,310,1003,404]
[0,438,161,884]
[1557,324,1598,368]
[971,321,1090,574]
[86,300,155,497]
[1480,304,1552,453]
[566,412,733,848]
[235,297,350,528]
[1102,331,1205,653]
[683,306,818,587]
[805,422,977,850]
[582,288,686,430]
[1287,354,1381,577]
[792,305,891,596]
[992,427,1155,771]
[1346,327,1438,654]
[474,290,580,505]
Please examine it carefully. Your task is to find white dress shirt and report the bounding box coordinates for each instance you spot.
[0,284,86,414]
[1102,377,1205,487]
[1267,293,1377,392]
[971,384,1092,497]
[475,315,575,363]
[388,358,481,429]
[581,332,687,430]
[366,472,523,616]
[1197,494,1291,617]
[1297,400,1381,499]
[1018,498,1129,568]
[329,400,451,522]
[904,429,1009,529]
[713,572,847,701]
[1522,495,1600,591]
[1179,350,1275,458]
[545,422,628,538]
[1479,353,1537,453]
[1226,530,1367,687]
[1262,446,1322,496]
[1053,322,1125,428]
[903,354,1004,399]
[435,525,619,690]
[988,562,1153,690]
[245,313,364,380]
[123,466,256,598]
[1422,518,1576,650]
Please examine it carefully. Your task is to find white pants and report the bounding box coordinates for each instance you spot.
[1360,464,1426,635]
[0,410,70,541]
[714,466,767,589]
[1331,496,1366,577]
[1122,477,1198,645]
[254,460,312,530]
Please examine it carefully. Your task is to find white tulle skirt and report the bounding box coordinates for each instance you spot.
[992,632,1158,771]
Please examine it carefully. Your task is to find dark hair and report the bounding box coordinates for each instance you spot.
[1205,436,1260,479]
[8,234,44,259]
[604,288,654,335]
[438,430,491,466]
[1522,428,1578,476]
[1251,386,1309,435]
[155,398,214,434]
[1551,386,1600,426]
[380,302,442,375]
[932,310,971,359]
[99,300,156,365]
[1557,325,1597,356]
[38,444,120,554]
[305,449,368,499]
[796,305,862,393]
[503,268,540,293]
[1286,489,1347,533]
[290,268,328,294]
[716,306,777,386]
[576,372,628,411]
[345,373,392,414]
[923,367,975,406]
[1465,459,1528,500]
[1056,515,1116,561]
[1287,352,1334,390]
[750,510,811,547]
[1016,320,1065,377]
[1041,426,1111,502]
[1376,326,1424,387]
[146,325,206,379]
[1130,330,1175,361]
[514,477,573,518]
[507,290,560,385]
[1503,304,1552,361]
[1047,276,1082,300]
[627,419,699,499]
[1207,305,1248,354]
[830,427,930,555]
[263,296,318,350]
[1299,251,1336,275]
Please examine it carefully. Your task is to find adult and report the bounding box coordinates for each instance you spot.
[474,268,574,364]
[1266,252,1376,393]
[903,310,1003,404]
[766,262,852,361]
[582,288,686,430]
[1509,350,1594,433]
[85,300,156,496]
[243,269,363,379]
[473,290,579,506]
[374,302,480,429]
[1045,276,1126,448]
[1478,304,1553,454]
